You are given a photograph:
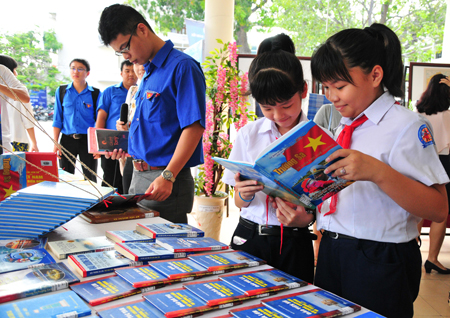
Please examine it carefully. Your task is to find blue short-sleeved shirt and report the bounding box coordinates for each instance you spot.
[129,40,206,167]
[97,82,128,130]
[52,82,100,135]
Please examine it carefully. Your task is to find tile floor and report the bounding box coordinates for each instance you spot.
[196,200,450,317]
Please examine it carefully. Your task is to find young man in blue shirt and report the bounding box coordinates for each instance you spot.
[52,59,100,182]
[98,4,206,223]
[95,60,137,193]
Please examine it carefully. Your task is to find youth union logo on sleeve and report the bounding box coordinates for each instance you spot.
[418,124,435,148]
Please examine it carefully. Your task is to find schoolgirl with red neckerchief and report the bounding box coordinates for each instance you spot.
[292,23,447,317]
[222,49,316,284]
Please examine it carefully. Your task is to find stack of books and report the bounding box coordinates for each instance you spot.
[0,181,114,239]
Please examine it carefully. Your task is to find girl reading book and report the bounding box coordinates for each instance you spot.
[222,48,316,284]
[296,23,448,317]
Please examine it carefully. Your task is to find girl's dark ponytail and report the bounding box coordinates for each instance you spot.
[366,24,403,97]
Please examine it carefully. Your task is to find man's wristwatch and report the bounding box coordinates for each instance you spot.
[161,169,176,183]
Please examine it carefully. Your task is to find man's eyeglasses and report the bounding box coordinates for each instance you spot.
[70,67,87,72]
[115,24,139,56]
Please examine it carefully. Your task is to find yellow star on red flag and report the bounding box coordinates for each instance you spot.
[304,135,326,151]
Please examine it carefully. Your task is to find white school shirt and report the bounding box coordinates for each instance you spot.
[0,65,28,152]
[222,111,308,226]
[317,92,449,243]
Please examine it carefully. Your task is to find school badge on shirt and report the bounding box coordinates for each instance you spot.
[146,90,160,101]
[418,124,435,148]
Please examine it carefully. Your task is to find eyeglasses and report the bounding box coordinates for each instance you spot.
[70,67,87,72]
[115,24,139,56]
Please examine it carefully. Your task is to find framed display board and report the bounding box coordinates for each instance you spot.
[408,62,450,103]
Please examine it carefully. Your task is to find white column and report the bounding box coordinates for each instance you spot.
[441,0,450,61]
[204,0,234,58]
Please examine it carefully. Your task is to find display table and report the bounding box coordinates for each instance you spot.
[38,215,376,317]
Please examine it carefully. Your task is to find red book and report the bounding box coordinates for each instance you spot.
[25,152,58,186]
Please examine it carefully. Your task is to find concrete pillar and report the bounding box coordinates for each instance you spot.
[204,0,234,58]
[441,0,450,61]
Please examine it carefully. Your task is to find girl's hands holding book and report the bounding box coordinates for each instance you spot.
[275,197,314,227]
[234,173,264,208]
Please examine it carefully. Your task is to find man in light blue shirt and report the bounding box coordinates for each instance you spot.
[95,60,137,193]
[52,58,100,182]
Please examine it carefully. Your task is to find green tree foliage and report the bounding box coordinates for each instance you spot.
[0,30,64,96]
[273,0,446,62]
[127,0,276,53]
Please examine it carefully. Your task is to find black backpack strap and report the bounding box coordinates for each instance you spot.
[91,87,100,121]
[58,84,68,122]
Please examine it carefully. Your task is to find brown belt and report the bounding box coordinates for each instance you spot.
[132,159,165,172]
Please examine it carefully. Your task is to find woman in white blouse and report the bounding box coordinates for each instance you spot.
[417,73,450,274]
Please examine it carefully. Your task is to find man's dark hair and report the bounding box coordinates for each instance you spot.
[69,58,90,72]
[120,60,133,71]
[0,55,18,73]
[98,4,153,46]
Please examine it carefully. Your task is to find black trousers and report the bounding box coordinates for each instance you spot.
[122,157,133,194]
[101,156,123,194]
[315,234,422,318]
[59,134,97,182]
[230,221,315,284]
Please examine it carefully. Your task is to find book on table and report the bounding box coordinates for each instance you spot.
[0,262,79,304]
[67,250,144,277]
[136,223,204,239]
[219,268,307,297]
[0,290,91,318]
[106,230,156,243]
[47,236,115,260]
[70,274,145,306]
[88,127,129,154]
[115,265,190,288]
[0,237,56,274]
[114,242,186,262]
[0,152,27,202]
[214,120,353,209]
[260,288,362,317]
[188,250,266,272]
[155,237,230,253]
[229,303,285,318]
[183,278,273,307]
[25,152,59,187]
[148,258,215,280]
[143,286,242,318]
[80,193,160,224]
[96,298,166,318]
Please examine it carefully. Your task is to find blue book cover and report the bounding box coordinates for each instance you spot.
[9,192,90,207]
[0,238,55,274]
[115,265,180,288]
[0,290,91,318]
[47,236,115,260]
[70,274,141,306]
[0,153,27,201]
[14,181,114,203]
[189,250,266,272]
[149,258,212,280]
[143,287,220,318]
[219,268,307,296]
[106,230,155,243]
[114,242,185,261]
[0,262,79,303]
[97,298,166,318]
[0,200,84,212]
[214,120,353,209]
[261,288,361,317]
[183,278,254,306]
[0,211,69,223]
[155,237,229,253]
[229,303,287,318]
[136,223,204,239]
[68,250,144,277]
